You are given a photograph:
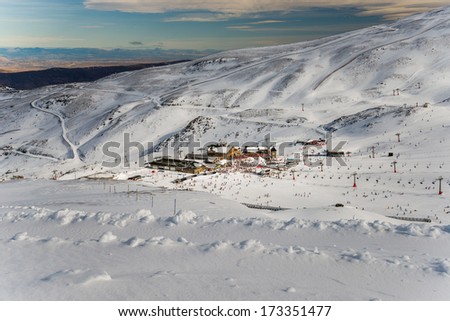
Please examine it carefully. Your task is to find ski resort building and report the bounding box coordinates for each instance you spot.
[146,157,207,174]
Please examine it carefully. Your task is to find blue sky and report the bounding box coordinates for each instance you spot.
[0,1,448,51]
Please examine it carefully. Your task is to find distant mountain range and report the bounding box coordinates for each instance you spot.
[0,47,216,61]
[0,47,216,72]
[0,61,188,90]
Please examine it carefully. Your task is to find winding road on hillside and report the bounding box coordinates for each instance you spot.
[31,97,81,162]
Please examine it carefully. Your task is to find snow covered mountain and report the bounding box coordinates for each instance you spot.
[1,7,450,301]
[1,7,450,178]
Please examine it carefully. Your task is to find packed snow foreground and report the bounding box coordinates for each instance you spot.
[1,7,450,300]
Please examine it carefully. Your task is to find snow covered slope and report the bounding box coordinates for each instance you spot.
[1,179,449,300]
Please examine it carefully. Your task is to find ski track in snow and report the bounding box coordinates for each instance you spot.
[313,19,449,91]
[158,31,363,102]
[7,149,59,162]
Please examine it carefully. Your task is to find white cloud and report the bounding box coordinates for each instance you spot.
[227,25,254,31]
[249,20,285,25]
[83,0,450,19]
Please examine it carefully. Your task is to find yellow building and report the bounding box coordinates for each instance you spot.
[226,147,243,160]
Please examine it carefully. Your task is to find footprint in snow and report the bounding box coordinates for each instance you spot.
[147,270,178,279]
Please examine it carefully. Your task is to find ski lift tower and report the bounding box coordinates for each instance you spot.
[352,172,357,188]
[437,176,444,195]
[392,161,398,173]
